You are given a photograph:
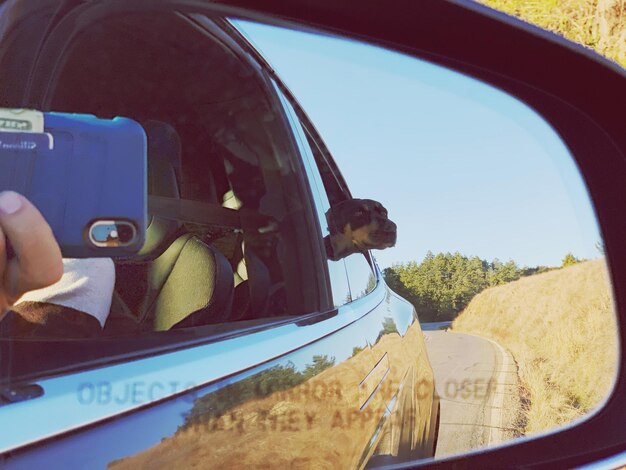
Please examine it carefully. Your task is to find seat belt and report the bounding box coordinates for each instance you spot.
[148,196,277,232]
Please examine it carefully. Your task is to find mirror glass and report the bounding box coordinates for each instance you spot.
[0,5,618,468]
[235,18,618,459]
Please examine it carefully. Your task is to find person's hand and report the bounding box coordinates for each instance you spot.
[0,191,63,320]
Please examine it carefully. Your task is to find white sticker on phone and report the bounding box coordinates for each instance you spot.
[0,108,44,133]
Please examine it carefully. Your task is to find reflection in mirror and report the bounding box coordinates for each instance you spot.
[236,17,618,461]
[0,3,616,468]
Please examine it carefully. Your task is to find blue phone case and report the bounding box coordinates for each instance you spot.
[0,112,147,257]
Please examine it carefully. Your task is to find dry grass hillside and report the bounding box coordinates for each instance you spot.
[109,322,436,468]
[478,0,626,68]
[453,258,617,434]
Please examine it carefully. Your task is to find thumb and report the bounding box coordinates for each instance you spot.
[0,225,7,321]
[0,191,63,305]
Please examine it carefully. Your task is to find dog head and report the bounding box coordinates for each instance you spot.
[325,198,397,260]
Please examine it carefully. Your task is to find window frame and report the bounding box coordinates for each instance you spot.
[270,71,382,306]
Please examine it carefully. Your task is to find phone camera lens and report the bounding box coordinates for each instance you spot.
[88,220,136,247]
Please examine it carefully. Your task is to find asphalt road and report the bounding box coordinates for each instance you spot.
[422,329,519,458]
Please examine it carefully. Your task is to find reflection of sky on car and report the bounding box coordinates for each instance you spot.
[234,19,602,269]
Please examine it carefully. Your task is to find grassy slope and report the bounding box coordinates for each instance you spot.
[452,259,617,434]
[478,0,626,68]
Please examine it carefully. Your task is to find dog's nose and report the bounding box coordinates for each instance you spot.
[383,220,397,232]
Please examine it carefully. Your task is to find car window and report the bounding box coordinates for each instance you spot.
[273,83,352,307]
[303,128,379,302]
[49,12,324,317]
[344,253,377,301]
[298,99,379,303]
[275,82,380,306]
[0,11,334,381]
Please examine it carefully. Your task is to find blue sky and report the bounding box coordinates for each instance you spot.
[235,20,602,269]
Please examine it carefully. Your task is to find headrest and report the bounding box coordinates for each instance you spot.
[144,120,181,198]
[138,120,183,257]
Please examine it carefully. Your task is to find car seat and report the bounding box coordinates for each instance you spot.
[140,232,234,330]
[139,119,184,257]
[230,245,268,320]
[109,121,234,333]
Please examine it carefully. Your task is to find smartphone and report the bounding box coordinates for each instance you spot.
[0,110,147,258]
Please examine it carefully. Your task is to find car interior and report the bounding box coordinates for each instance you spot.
[0,10,351,382]
[45,11,330,334]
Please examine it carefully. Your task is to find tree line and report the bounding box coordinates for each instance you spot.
[183,354,336,428]
[383,251,582,322]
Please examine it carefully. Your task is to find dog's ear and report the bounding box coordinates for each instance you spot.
[325,199,361,234]
[325,205,340,235]
[325,200,346,235]
[326,198,369,235]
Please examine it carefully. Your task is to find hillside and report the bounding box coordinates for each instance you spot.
[452,258,617,434]
[479,0,626,68]
[108,323,434,468]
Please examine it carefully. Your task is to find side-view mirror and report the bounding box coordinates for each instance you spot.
[0,1,623,469]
